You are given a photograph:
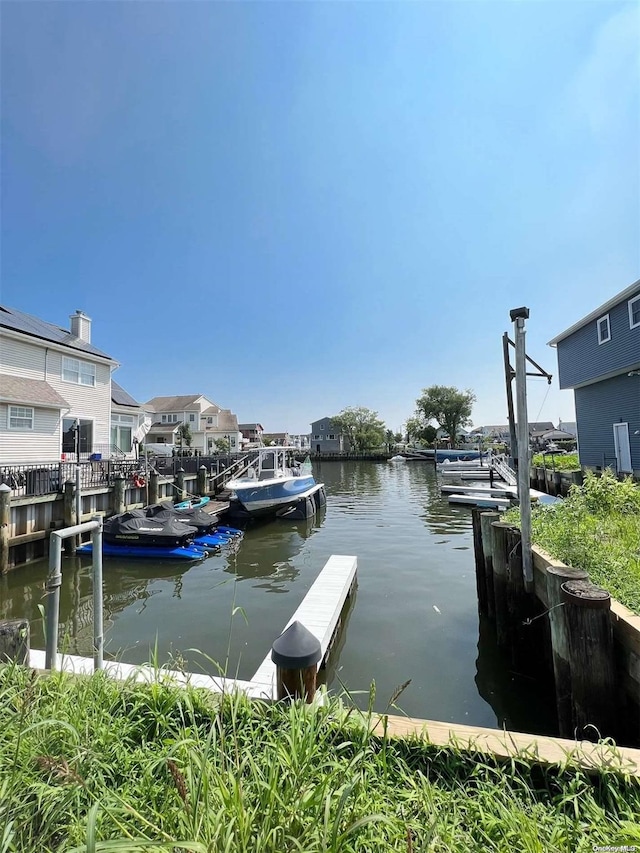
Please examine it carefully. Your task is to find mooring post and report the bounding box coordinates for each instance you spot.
[511,306,534,593]
[490,522,510,648]
[271,621,322,703]
[63,480,76,554]
[148,470,159,506]
[91,515,104,670]
[113,475,126,515]
[471,508,488,616]
[505,526,535,668]
[0,483,11,575]
[197,465,207,496]
[561,579,617,741]
[0,618,30,665]
[480,511,499,620]
[546,565,589,738]
[175,468,185,503]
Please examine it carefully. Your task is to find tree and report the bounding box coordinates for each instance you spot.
[213,437,230,453]
[411,386,476,447]
[331,407,387,451]
[405,417,437,446]
[176,423,193,450]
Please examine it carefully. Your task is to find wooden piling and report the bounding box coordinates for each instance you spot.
[505,526,535,668]
[552,471,562,497]
[546,565,589,738]
[112,475,126,516]
[0,484,10,575]
[490,522,510,648]
[63,480,76,554]
[174,469,185,503]
[197,465,207,496]
[271,621,322,703]
[471,508,488,616]
[480,511,499,620]
[0,618,30,665]
[148,470,159,506]
[561,579,617,741]
[276,666,318,702]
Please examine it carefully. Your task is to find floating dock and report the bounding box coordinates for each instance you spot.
[251,554,358,697]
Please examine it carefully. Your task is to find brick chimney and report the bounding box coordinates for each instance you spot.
[69,310,92,343]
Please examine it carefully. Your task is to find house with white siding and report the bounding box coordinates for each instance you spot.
[0,306,120,464]
[143,395,241,454]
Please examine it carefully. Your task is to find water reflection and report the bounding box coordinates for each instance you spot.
[0,555,190,656]
[316,461,383,498]
[226,507,326,593]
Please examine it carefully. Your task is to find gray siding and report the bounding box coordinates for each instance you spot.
[556,289,640,389]
[574,374,640,472]
[310,417,348,452]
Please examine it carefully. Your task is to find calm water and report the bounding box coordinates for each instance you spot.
[0,461,556,733]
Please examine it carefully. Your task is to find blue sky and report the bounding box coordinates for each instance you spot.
[2,1,638,434]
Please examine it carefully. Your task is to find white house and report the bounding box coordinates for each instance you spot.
[143,395,241,454]
[0,306,120,464]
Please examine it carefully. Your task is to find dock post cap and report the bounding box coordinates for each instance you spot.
[547,565,588,581]
[271,621,322,669]
[561,579,610,609]
[0,483,10,492]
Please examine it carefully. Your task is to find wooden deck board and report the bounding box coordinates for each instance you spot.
[251,554,357,694]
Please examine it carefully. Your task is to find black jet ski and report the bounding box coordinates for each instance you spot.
[103,512,198,547]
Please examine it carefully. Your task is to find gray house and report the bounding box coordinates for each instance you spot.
[548,280,640,475]
[310,417,349,454]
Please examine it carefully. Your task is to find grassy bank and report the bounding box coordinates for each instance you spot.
[1,665,640,852]
[531,453,580,471]
[506,470,640,614]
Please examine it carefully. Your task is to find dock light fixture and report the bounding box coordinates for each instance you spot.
[509,306,530,321]
[628,371,640,376]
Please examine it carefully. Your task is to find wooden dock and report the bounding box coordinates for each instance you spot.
[251,554,358,697]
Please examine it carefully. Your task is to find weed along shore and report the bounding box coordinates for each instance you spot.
[2,662,640,852]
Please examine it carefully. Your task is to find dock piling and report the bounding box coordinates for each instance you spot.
[0,484,10,575]
[149,470,159,505]
[480,511,500,620]
[112,475,126,516]
[471,509,488,616]
[175,469,185,503]
[561,579,617,741]
[271,621,322,702]
[0,618,30,665]
[197,465,207,497]
[546,565,589,738]
[490,522,510,648]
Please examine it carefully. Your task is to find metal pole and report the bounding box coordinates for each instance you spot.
[75,464,82,551]
[513,309,533,591]
[503,332,518,469]
[91,515,104,670]
[45,534,63,670]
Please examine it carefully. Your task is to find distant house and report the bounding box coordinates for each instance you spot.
[288,433,310,450]
[0,306,118,464]
[239,423,264,447]
[548,280,640,475]
[310,417,349,454]
[471,422,555,444]
[144,395,241,454]
[262,432,290,447]
[558,420,578,437]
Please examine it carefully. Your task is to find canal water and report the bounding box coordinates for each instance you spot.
[0,461,557,734]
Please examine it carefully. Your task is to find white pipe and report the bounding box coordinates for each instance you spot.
[514,316,533,590]
[91,516,104,670]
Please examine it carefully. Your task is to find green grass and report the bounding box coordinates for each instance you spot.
[505,470,640,614]
[531,453,580,471]
[1,664,640,852]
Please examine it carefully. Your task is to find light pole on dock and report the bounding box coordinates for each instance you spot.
[510,306,533,593]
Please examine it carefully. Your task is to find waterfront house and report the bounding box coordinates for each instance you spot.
[239,423,264,447]
[111,380,150,458]
[0,306,118,464]
[310,417,350,454]
[548,280,640,475]
[144,395,241,454]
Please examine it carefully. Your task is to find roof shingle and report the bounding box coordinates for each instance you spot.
[0,375,69,408]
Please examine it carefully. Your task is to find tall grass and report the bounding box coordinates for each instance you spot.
[1,663,639,852]
[505,470,640,613]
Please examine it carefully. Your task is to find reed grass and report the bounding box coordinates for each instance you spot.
[1,662,639,852]
[505,470,640,613]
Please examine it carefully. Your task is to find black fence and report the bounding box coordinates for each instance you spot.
[0,452,262,498]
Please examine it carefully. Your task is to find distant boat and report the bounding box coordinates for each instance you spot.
[388,455,406,462]
[225,447,317,516]
[403,448,487,462]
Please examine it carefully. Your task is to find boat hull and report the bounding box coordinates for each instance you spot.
[227,475,316,515]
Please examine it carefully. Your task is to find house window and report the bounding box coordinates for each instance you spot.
[597,314,611,344]
[629,295,640,330]
[328,434,335,440]
[62,357,96,386]
[8,405,34,430]
[62,418,93,455]
[314,434,320,440]
[320,425,324,431]
[189,413,196,423]
[161,414,167,423]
